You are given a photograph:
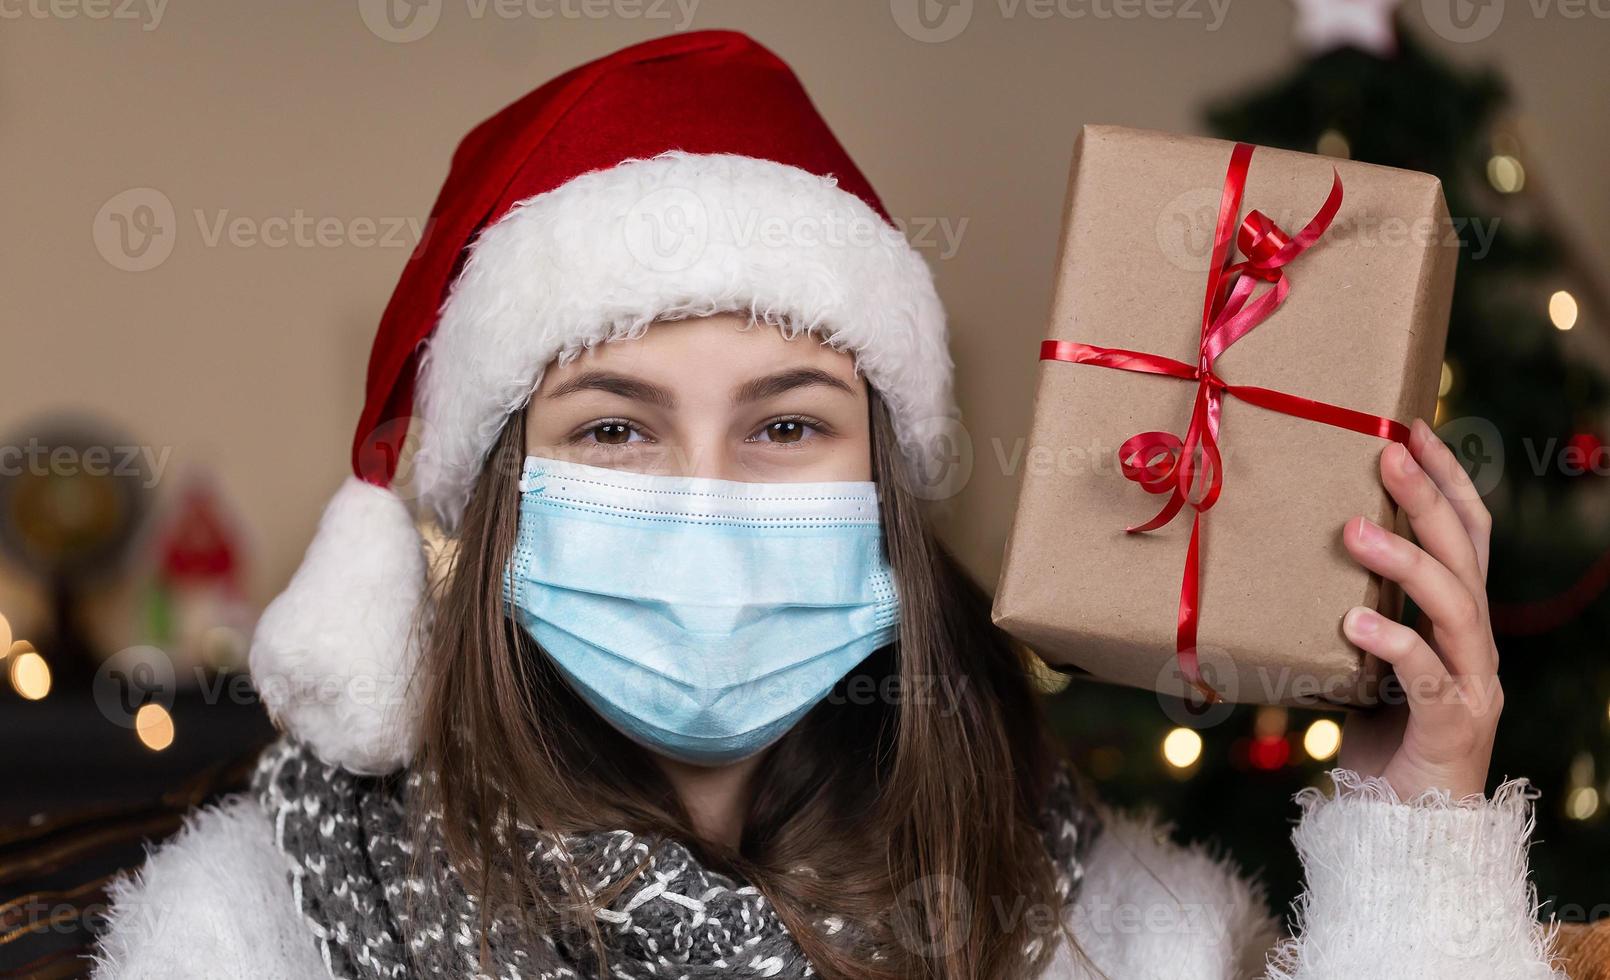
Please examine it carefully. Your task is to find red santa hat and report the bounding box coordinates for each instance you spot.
[249,30,955,774]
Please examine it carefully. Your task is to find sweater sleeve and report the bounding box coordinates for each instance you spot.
[90,795,329,980]
[1263,769,1562,980]
[1045,770,1563,980]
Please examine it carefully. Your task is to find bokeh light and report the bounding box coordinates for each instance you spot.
[1162,727,1203,769]
[135,703,175,751]
[1549,290,1578,331]
[10,649,52,701]
[1303,719,1343,761]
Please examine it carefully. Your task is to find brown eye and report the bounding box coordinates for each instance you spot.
[592,422,633,445]
[764,420,806,444]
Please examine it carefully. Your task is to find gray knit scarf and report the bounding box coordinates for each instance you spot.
[254,738,1099,980]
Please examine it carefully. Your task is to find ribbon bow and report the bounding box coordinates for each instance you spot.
[1041,143,1410,703]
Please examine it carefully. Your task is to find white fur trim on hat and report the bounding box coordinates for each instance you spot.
[413,151,956,530]
[248,477,426,774]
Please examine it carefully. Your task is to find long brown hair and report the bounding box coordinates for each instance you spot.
[415,390,1072,978]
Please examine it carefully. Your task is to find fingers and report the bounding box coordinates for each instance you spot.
[1342,607,1468,728]
[1408,418,1492,581]
[1343,516,1494,676]
[1378,436,1485,606]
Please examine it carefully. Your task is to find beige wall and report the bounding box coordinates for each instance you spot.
[3,0,1607,631]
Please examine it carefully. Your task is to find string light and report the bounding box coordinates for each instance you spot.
[1236,706,1290,770]
[1254,705,1288,737]
[135,703,175,751]
[9,647,51,701]
[1303,719,1342,761]
[1566,786,1600,821]
[1316,129,1350,159]
[1550,290,1578,331]
[1486,154,1526,194]
[0,612,11,655]
[1439,361,1455,398]
[1565,752,1599,821]
[1162,727,1202,769]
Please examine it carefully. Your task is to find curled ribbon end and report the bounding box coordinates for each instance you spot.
[1190,678,1223,705]
[1237,209,1290,268]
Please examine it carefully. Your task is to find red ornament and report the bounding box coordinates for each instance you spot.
[1248,734,1292,771]
[1564,432,1606,477]
[158,483,240,589]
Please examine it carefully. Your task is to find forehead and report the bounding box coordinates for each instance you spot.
[539,313,862,391]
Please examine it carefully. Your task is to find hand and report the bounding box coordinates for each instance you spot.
[1336,418,1502,800]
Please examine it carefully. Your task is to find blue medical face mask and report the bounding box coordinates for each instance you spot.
[503,456,900,767]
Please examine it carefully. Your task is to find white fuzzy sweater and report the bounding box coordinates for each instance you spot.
[90,770,1562,979]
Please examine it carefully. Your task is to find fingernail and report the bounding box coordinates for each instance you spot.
[1392,442,1420,475]
[1412,417,1432,441]
[1355,516,1386,546]
[1344,607,1380,638]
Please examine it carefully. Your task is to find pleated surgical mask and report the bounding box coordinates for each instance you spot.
[503,456,900,766]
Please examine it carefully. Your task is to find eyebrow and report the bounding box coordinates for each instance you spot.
[543,371,677,409]
[732,368,855,405]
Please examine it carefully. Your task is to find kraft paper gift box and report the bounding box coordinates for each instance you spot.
[992,125,1457,707]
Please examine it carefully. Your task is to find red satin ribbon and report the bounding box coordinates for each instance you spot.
[1040,143,1411,704]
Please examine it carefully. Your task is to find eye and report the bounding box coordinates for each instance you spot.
[749,415,826,446]
[763,420,807,444]
[574,419,647,446]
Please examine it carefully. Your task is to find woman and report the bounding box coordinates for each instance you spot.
[94,31,1559,980]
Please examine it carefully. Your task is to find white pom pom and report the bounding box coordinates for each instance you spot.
[248,477,426,774]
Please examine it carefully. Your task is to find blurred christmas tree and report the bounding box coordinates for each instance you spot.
[1046,11,1610,919]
